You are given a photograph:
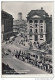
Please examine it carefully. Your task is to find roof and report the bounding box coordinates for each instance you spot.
[27,9,49,19]
[2,10,13,19]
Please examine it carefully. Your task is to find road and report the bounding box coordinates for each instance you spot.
[2,53,48,74]
[2,36,29,53]
[2,35,48,74]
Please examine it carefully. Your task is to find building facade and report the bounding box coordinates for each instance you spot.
[27,8,52,44]
[1,10,13,42]
[13,12,27,34]
[46,16,52,43]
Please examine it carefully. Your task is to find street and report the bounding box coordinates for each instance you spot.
[2,53,48,74]
[2,36,51,74]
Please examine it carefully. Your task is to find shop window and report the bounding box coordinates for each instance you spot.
[29,29,32,37]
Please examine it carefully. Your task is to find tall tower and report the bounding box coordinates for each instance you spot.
[18,12,22,21]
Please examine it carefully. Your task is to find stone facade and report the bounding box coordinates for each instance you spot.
[27,8,52,44]
[13,12,27,33]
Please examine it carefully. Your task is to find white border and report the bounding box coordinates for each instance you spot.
[0,0,55,79]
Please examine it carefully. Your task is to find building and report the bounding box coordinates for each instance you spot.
[46,16,52,43]
[27,7,52,45]
[13,12,27,34]
[1,10,13,42]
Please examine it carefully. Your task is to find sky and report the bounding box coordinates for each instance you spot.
[1,1,53,20]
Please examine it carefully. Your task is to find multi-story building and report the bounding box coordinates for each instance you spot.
[27,7,52,44]
[46,16,52,43]
[1,10,13,42]
[13,12,27,34]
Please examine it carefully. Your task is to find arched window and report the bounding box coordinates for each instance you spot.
[34,20,38,23]
[40,20,43,23]
[29,20,33,23]
[30,29,32,32]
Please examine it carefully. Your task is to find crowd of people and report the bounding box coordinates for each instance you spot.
[2,33,52,74]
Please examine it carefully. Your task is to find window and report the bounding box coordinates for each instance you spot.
[35,35,38,41]
[36,55,38,58]
[40,20,43,23]
[33,55,35,57]
[40,26,43,28]
[29,20,33,23]
[35,24,37,27]
[40,29,43,32]
[40,34,43,38]
[35,29,37,33]
[29,29,32,36]
[30,26,32,28]
[29,35,32,37]
[34,20,38,23]
[30,29,32,32]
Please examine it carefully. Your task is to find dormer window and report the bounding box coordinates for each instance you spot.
[34,20,38,23]
[40,20,43,23]
[29,20,33,23]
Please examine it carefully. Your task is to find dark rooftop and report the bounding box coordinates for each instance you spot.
[1,10,13,19]
[27,7,49,19]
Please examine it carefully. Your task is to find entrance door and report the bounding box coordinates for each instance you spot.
[35,35,38,41]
